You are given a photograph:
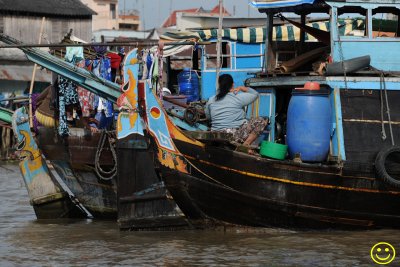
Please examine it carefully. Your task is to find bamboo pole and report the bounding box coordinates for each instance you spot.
[28,17,45,128]
[215,0,224,91]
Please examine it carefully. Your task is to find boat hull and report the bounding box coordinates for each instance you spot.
[117,134,189,230]
[37,127,189,229]
[159,139,400,229]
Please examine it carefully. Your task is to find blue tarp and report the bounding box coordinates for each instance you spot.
[250,0,315,9]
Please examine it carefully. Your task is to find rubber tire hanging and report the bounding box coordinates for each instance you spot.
[375,146,400,188]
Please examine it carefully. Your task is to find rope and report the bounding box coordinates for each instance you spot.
[381,72,395,146]
[183,106,199,125]
[94,130,118,181]
[336,23,348,91]
[372,66,395,146]
[184,156,234,191]
[379,76,387,141]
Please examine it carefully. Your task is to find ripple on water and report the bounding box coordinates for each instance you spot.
[0,163,399,266]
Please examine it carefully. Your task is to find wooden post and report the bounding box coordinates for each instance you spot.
[215,0,223,91]
[300,14,306,53]
[28,17,45,128]
[263,13,270,73]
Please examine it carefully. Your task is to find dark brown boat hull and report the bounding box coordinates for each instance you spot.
[158,139,400,229]
[117,134,189,230]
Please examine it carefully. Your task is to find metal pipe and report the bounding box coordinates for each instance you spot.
[206,54,265,58]
[0,41,211,49]
[215,0,224,91]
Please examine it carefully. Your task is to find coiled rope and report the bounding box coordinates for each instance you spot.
[95,130,118,181]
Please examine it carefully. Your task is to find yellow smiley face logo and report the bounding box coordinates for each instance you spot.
[370,242,396,265]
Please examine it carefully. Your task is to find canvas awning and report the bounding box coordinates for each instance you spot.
[159,19,364,56]
[195,19,363,43]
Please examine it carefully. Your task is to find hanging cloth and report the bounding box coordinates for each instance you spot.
[152,53,159,94]
[75,60,94,118]
[99,57,113,118]
[65,46,84,63]
[58,76,79,136]
[141,50,149,80]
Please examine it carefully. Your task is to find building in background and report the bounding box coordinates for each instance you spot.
[119,9,141,31]
[0,0,95,159]
[0,0,94,43]
[81,0,119,31]
[0,0,95,93]
[162,4,231,29]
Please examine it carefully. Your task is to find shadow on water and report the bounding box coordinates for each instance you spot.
[1,163,399,266]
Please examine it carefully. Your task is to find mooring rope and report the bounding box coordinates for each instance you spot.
[371,66,395,146]
[94,130,118,181]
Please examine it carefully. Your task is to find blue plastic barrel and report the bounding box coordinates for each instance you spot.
[178,68,199,102]
[286,89,331,162]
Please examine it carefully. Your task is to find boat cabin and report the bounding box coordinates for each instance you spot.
[244,0,400,171]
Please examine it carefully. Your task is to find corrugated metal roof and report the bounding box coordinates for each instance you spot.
[0,65,51,82]
[92,30,152,42]
[0,0,96,17]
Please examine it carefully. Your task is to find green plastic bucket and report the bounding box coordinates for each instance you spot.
[259,141,288,160]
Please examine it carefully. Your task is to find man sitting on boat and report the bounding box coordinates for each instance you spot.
[205,74,268,146]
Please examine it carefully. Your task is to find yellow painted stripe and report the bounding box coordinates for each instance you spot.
[272,27,277,41]
[345,23,352,35]
[184,155,400,195]
[319,22,328,32]
[293,27,300,41]
[230,29,237,41]
[281,25,288,41]
[242,28,251,43]
[255,27,264,43]
[203,30,212,40]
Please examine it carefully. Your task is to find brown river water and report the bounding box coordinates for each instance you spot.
[0,163,399,266]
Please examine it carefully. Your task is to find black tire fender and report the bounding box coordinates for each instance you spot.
[375,146,400,188]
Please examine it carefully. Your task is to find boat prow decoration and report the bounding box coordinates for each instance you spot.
[138,80,203,174]
[116,49,144,140]
[12,107,86,219]
[115,53,191,230]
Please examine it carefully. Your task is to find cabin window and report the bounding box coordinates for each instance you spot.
[165,49,201,94]
[204,42,231,69]
[110,4,117,20]
[337,6,367,37]
[372,7,400,38]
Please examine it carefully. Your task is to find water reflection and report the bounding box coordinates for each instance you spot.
[1,163,399,266]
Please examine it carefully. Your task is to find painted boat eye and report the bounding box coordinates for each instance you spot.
[122,81,130,92]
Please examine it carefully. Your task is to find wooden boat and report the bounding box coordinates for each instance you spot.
[1,28,271,228]
[1,35,188,229]
[136,0,400,229]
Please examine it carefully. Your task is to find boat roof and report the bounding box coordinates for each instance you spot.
[251,0,400,13]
